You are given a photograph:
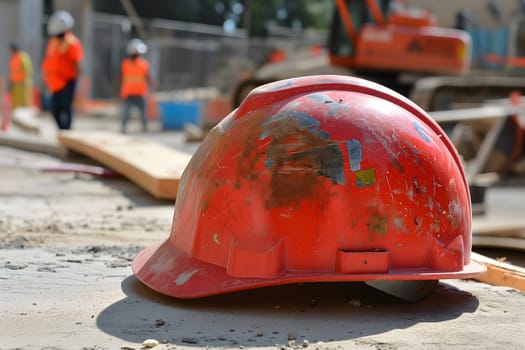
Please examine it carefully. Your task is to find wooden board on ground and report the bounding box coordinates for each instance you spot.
[471,252,525,292]
[11,107,41,133]
[473,217,525,235]
[472,216,525,250]
[473,235,525,251]
[428,102,525,123]
[58,131,192,199]
[0,131,67,158]
[184,123,207,142]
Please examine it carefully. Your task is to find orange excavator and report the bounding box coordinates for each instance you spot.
[232,0,525,111]
[330,0,469,76]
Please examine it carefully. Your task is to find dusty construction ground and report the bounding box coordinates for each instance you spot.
[1,115,525,350]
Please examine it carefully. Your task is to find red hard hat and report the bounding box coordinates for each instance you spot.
[132,75,485,300]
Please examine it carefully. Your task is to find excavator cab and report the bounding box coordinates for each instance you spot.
[329,0,471,75]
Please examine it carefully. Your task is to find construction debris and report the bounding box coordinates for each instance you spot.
[11,107,40,133]
[141,339,159,348]
[0,130,67,157]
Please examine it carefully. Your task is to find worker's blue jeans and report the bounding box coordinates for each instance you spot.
[121,95,147,133]
[51,79,77,130]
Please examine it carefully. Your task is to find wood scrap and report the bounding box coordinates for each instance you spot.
[11,107,40,133]
[58,131,191,199]
[471,252,525,292]
[0,131,67,158]
[473,217,525,236]
[184,123,207,142]
[472,216,525,249]
[473,236,525,251]
[428,103,525,123]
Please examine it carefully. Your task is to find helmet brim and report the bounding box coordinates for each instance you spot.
[132,240,486,299]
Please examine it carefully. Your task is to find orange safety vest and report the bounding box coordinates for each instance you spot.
[10,52,27,83]
[42,32,84,93]
[120,57,149,98]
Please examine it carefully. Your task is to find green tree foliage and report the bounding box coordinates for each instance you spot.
[92,0,332,37]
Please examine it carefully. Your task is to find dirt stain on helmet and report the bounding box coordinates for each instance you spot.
[260,111,345,208]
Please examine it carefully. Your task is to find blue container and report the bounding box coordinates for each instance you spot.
[468,27,509,70]
[485,27,509,69]
[159,101,201,130]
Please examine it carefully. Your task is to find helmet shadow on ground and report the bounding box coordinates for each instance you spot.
[97,275,479,347]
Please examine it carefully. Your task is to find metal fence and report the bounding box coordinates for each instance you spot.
[89,13,326,99]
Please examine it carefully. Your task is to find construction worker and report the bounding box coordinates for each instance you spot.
[120,38,152,133]
[9,42,33,109]
[42,10,84,130]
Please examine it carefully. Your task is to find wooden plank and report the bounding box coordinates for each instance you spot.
[472,217,525,236]
[472,215,525,251]
[58,131,192,199]
[0,132,67,158]
[429,103,525,123]
[473,235,525,251]
[11,107,40,133]
[471,252,525,291]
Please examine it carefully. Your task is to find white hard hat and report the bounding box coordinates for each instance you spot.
[48,10,75,36]
[126,38,148,56]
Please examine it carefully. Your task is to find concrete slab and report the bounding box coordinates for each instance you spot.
[1,247,524,350]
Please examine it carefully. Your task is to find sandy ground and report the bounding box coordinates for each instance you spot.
[1,112,525,349]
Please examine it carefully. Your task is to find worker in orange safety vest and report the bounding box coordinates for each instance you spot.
[42,10,84,130]
[9,42,33,109]
[120,38,153,133]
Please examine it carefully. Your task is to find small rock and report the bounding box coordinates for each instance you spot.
[154,319,165,327]
[181,337,199,344]
[4,263,27,270]
[66,259,83,264]
[141,339,159,348]
[302,339,310,347]
[287,332,296,340]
